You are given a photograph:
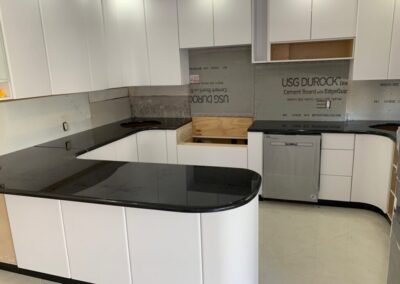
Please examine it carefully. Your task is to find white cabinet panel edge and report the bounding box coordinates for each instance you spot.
[247,132,263,194]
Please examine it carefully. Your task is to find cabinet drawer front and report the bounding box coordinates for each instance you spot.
[319,175,352,201]
[320,150,354,176]
[177,144,247,168]
[321,134,355,150]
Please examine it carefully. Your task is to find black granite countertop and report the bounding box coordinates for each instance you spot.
[0,117,261,213]
[249,120,400,141]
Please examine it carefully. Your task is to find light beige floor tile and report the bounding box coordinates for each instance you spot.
[260,201,390,284]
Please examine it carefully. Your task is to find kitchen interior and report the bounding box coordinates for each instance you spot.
[0,0,400,284]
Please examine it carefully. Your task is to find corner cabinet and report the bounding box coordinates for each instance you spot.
[351,135,395,213]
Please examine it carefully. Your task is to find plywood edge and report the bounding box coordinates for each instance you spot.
[192,116,254,139]
[178,142,247,148]
[0,194,17,265]
[176,122,193,144]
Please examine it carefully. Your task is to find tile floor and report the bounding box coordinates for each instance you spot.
[260,201,391,284]
[0,201,391,284]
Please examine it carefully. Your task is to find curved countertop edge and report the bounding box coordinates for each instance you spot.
[248,120,399,141]
[0,170,261,214]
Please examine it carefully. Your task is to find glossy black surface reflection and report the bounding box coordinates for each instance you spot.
[0,117,261,212]
[249,120,400,141]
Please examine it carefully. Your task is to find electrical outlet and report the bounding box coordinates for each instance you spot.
[62,121,69,132]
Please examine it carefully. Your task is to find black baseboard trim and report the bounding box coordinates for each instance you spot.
[259,196,390,223]
[0,262,92,284]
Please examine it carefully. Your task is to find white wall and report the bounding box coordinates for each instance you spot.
[0,89,131,156]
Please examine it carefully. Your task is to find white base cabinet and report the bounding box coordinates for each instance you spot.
[61,201,131,284]
[5,195,70,278]
[319,175,352,202]
[351,134,395,213]
[126,208,203,284]
[137,130,168,163]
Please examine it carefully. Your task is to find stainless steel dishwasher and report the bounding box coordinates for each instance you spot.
[262,134,321,202]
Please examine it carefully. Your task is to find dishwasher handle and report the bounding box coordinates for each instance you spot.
[270,141,314,147]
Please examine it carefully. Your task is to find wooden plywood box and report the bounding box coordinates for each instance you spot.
[192,117,254,139]
[0,194,17,265]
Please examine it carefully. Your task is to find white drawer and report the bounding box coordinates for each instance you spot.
[322,134,355,150]
[320,149,354,176]
[177,144,247,169]
[319,175,352,202]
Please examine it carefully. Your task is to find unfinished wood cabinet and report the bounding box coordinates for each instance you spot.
[0,194,16,265]
[192,117,253,139]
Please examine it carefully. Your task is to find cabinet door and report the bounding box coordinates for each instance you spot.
[0,0,51,99]
[351,135,395,213]
[268,0,312,42]
[115,134,138,162]
[352,0,395,80]
[78,143,117,161]
[319,175,352,202]
[320,150,354,176]
[389,0,400,79]
[39,0,91,95]
[102,0,150,87]
[5,195,70,278]
[82,0,108,91]
[144,0,188,85]
[61,201,131,284]
[213,0,252,46]
[126,208,202,284]
[311,0,357,40]
[177,0,214,48]
[137,130,167,163]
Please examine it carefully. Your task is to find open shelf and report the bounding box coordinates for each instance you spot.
[270,39,354,61]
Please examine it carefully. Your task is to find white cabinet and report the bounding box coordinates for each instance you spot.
[39,0,92,95]
[82,0,108,91]
[5,195,70,278]
[144,0,189,85]
[78,134,138,162]
[0,0,51,99]
[137,130,168,163]
[61,201,131,284]
[115,135,138,162]
[177,144,248,168]
[351,135,395,213]
[320,150,354,176]
[213,0,251,46]
[177,0,251,48]
[247,132,263,193]
[321,133,355,150]
[389,0,400,79]
[311,0,358,40]
[319,134,354,202]
[352,0,396,80]
[319,175,352,202]
[201,196,258,284]
[102,0,150,87]
[126,208,202,284]
[268,0,357,42]
[268,0,312,42]
[177,0,214,48]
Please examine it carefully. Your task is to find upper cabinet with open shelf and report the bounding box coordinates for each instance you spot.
[252,0,358,63]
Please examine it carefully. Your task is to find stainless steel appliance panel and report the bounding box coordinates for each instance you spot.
[262,135,321,202]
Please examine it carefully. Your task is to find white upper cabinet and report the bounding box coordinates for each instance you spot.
[389,0,400,79]
[177,0,214,48]
[39,0,92,95]
[102,0,150,87]
[269,0,312,42]
[311,0,358,40]
[352,0,395,80]
[82,0,109,91]
[213,0,251,46]
[0,0,51,99]
[177,0,251,48]
[144,0,189,85]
